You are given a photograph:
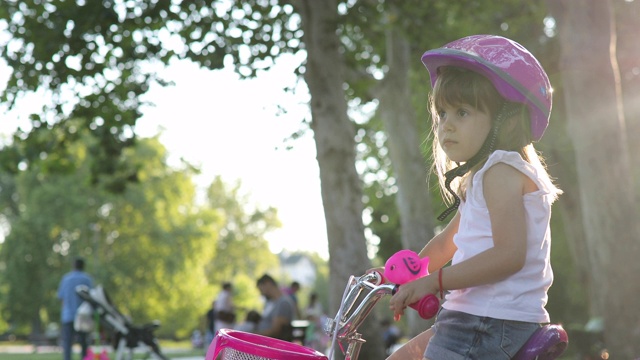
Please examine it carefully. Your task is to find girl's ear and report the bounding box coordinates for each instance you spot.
[495,115,516,142]
[503,115,519,133]
[498,111,532,150]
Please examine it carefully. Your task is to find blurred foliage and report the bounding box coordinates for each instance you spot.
[203,177,280,283]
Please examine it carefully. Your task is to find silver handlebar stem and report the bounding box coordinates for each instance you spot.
[326,273,396,360]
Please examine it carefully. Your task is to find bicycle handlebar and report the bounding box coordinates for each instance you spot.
[367,270,440,320]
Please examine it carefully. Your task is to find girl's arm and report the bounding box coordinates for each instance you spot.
[390,163,531,315]
[419,211,460,273]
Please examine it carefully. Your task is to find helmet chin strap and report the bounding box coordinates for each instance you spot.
[437,102,521,221]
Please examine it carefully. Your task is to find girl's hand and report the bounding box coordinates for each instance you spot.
[364,267,386,286]
[389,274,438,321]
[365,266,385,279]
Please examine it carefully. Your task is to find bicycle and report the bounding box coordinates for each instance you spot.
[205,272,568,360]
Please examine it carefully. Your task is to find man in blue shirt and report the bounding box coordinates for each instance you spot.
[57,257,93,360]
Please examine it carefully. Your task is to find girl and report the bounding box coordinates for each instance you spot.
[387,35,562,359]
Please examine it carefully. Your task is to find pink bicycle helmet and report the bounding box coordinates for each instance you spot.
[421,35,552,141]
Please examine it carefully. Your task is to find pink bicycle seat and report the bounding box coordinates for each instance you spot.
[206,328,328,360]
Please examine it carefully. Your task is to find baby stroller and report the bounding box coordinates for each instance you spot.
[76,285,169,360]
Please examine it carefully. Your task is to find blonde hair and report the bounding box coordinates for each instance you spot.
[429,67,561,204]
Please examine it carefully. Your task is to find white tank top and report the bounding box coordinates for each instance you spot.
[442,150,556,323]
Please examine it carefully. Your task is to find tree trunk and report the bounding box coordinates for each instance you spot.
[613,0,640,197]
[296,1,384,358]
[550,1,640,356]
[376,26,435,337]
[378,26,435,255]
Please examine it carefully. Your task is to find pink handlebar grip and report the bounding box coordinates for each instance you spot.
[392,285,439,319]
[408,294,439,319]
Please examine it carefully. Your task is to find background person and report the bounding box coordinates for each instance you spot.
[285,281,301,319]
[235,310,262,333]
[213,282,235,333]
[381,318,402,355]
[204,299,216,347]
[255,274,295,341]
[304,292,328,351]
[57,257,93,360]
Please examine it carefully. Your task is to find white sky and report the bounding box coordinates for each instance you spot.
[0,54,330,259]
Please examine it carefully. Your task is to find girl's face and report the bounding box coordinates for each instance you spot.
[436,102,492,163]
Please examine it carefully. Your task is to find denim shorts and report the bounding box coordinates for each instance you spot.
[425,309,541,359]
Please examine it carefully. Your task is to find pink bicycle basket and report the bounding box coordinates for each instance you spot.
[206,329,328,360]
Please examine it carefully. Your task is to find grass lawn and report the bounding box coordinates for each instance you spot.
[0,353,204,360]
[0,340,205,360]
